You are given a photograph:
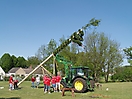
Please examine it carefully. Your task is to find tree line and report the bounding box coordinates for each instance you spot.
[1,25,132,82]
[112,46,132,82]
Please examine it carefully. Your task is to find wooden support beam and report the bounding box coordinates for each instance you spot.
[53,54,56,75]
[41,66,45,76]
[41,65,53,77]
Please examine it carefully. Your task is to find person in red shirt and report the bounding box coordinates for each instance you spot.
[51,75,57,92]
[43,74,48,92]
[13,75,18,90]
[56,72,61,92]
[45,75,51,94]
[31,75,36,88]
[9,75,14,90]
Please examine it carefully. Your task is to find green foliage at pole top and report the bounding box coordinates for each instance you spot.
[70,29,84,46]
[53,18,100,55]
[82,18,100,30]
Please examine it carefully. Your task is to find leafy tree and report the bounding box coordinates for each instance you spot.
[46,39,57,72]
[36,39,57,59]
[27,56,41,68]
[75,52,88,66]
[36,44,47,60]
[84,31,123,82]
[123,66,132,81]
[103,40,123,82]
[16,56,27,68]
[0,53,13,73]
[11,55,18,67]
[70,43,78,54]
[47,39,57,56]
[111,66,132,82]
[111,67,124,81]
[123,47,132,65]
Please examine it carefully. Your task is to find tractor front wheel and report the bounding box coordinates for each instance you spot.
[60,80,67,90]
[73,78,87,93]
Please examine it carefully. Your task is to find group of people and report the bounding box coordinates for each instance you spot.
[31,72,61,94]
[43,72,61,94]
[9,72,62,93]
[31,75,40,88]
[9,75,19,90]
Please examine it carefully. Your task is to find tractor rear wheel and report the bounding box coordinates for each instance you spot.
[73,78,87,93]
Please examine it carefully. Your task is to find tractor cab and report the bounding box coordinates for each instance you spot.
[71,66,89,79]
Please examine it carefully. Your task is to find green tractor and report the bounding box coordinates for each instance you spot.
[55,55,95,93]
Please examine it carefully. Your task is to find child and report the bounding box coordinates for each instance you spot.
[31,75,36,88]
[51,75,57,92]
[9,75,14,91]
[45,75,51,94]
[56,72,61,92]
[43,74,48,92]
[13,75,18,89]
[36,75,40,89]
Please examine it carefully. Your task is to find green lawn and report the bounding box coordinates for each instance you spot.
[0,81,132,99]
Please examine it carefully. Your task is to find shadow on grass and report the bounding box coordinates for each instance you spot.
[0,97,21,99]
[38,86,44,88]
[29,86,44,89]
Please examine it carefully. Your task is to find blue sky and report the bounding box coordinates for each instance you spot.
[0,0,131,65]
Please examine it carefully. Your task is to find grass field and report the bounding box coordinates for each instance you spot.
[0,81,132,99]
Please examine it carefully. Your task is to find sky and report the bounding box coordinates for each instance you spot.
[0,0,131,65]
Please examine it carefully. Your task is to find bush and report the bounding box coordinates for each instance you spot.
[4,76,10,81]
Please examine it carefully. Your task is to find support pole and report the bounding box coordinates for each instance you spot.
[53,54,57,76]
[41,65,52,76]
[55,61,58,76]
[17,53,53,86]
[53,58,55,75]
[41,66,45,76]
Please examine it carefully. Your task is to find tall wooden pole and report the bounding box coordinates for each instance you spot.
[17,53,53,86]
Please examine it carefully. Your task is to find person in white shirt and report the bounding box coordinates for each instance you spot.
[36,75,40,88]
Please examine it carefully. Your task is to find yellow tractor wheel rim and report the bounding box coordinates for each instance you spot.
[74,81,83,91]
[60,84,64,90]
